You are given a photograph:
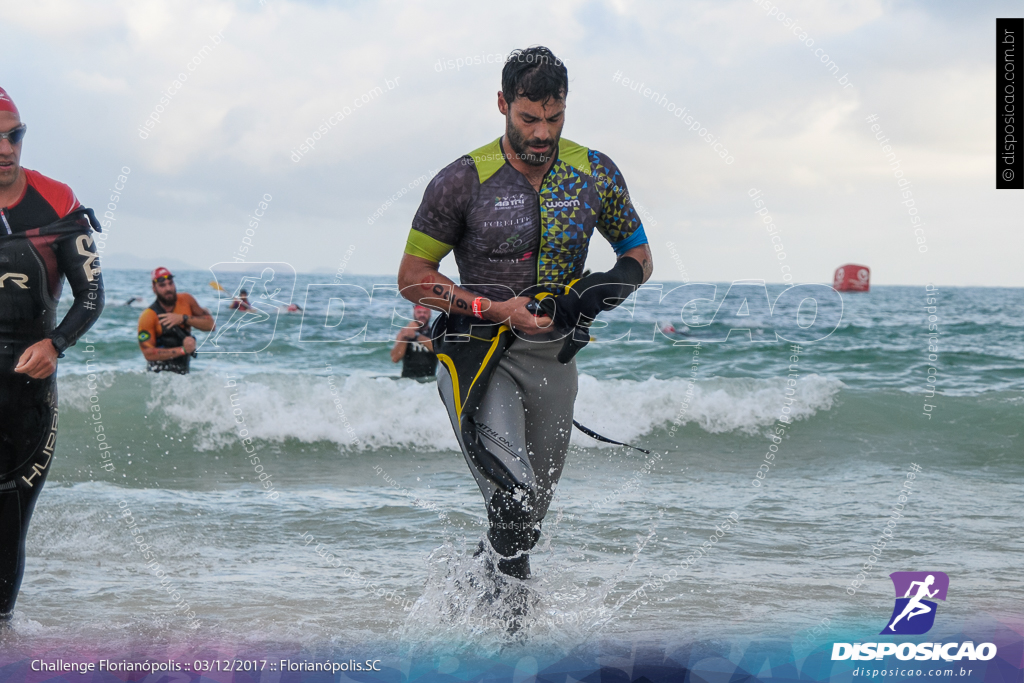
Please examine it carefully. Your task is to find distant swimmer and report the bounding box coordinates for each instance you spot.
[390,304,436,381]
[282,303,302,313]
[0,86,104,620]
[397,47,652,588]
[137,267,214,374]
[229,289,253,311]
[124,296,141,306]
[887,574,939,632]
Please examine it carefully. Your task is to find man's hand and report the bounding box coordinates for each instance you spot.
[486,297,556,335]
[400,323,424,342]
[183,336,197,354]
[15,339,59,379]
[158,312,186,329]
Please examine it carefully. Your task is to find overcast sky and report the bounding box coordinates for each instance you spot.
[3,0,1020,286]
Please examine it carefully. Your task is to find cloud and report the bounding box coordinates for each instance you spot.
[1,0,1019,285]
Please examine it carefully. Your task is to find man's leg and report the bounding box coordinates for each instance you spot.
[485,336,578,575]
[437,359,537,578]
[499,337,578,521]
[0,376,56,618]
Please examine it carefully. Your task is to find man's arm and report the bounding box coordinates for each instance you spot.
[621,243,654,283]
[592,151,653,284]
[397,254,553,334]
[157,295,214,332]
[187,298,215,331]
[390,322,417,363]
[903,581,923,598]
[142,344,194,362]
[16,231,106,379]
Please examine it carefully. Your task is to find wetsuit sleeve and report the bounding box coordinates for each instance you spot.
[405,158,475,263]
[590,150,648,256]
[137,309,158,349]
[51,232,104,350]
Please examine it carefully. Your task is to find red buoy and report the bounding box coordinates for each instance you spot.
[833,264,870,292]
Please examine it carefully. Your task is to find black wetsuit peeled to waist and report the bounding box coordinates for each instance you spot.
[0,205,104,617]
[401,338,437,380]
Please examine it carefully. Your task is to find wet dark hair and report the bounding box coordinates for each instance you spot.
[240,289,248,295]
[502,46,568,105]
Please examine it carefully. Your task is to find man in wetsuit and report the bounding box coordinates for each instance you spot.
[397,48,653,582]
[137,267,214,374]
[390,304,436,380]
[0,86,104,619]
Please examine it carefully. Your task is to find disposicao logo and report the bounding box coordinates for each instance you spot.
[882,571,948,635]
[831,571,998,662]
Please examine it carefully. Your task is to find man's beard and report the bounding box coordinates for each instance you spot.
[157,291,177,307]
[506,116,557,167]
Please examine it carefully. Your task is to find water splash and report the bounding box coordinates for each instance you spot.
[398,517,661,658]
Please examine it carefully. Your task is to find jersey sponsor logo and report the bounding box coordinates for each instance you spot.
[488,233,535,263]
[481,217,533,228]
[544,198,581,209]
[138,330,151,342]
[493,194,526,210]
[487,251,533,264]
[0,272,29,289]
[75,234,100,281]
[494,233,525,254]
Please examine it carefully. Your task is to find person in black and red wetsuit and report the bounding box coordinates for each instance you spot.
[0,86,104,621]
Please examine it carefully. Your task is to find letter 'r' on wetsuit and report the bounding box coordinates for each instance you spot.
[407,138,648,579]
[0,168,104,617]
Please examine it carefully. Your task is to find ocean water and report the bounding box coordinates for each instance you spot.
[5,270,1022,661]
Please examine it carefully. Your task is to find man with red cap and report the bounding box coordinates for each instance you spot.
[0,86,105,621]
[137,267,214,374]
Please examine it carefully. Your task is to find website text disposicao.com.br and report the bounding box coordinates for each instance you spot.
[831,641,996,662]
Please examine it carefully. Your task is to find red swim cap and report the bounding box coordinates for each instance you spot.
[151,267,173,282]
[0,87,19,116]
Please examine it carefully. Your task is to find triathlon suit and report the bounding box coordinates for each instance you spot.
[401,335,437,380]
[137,292,203,374]
[406,138,647,577]
[0,169,104,616]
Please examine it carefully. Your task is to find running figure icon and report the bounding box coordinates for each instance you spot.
[210,267,278,347]
[887,574,938,632]
[880,571,949,635]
